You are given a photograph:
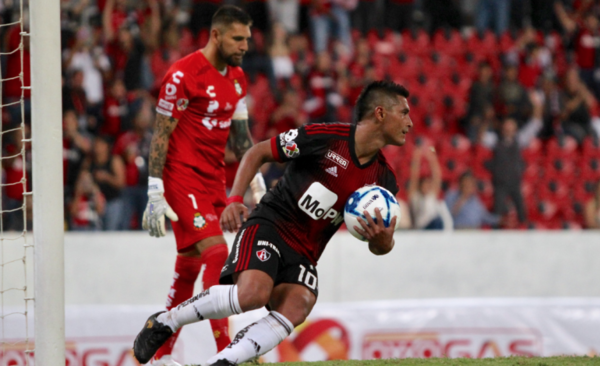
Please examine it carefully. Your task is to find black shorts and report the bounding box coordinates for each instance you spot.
[220,218,319,297]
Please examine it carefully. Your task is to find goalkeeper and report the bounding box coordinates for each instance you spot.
[141,5,266,365]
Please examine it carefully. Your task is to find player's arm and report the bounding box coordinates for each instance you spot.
[229,97,267,204]
[220,140,275,232]
[142,113,180,237]
[149,113,179,178]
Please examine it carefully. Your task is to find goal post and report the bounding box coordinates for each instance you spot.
[30,0,66,364]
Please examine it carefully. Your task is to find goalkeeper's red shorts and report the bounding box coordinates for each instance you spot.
[163,161,226,252]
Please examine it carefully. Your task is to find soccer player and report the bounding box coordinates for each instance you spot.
[133,81,413,366]
[141,5,266,366]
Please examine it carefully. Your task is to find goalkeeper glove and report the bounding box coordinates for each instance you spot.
[142,177,179,237]
[249,172,267,205]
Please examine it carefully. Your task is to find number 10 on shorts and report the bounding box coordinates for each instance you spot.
[298,264,317,290]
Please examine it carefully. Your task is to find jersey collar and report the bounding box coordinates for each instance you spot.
[349,123,379,169]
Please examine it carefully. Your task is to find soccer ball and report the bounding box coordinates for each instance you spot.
[344,185,401,241]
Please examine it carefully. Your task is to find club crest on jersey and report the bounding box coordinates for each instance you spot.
[177,98,189,111]
[234,80,242,95]
[279,129,299,146]
[256,249,271,262]
[284,141,300,158]
[193,213,207,230]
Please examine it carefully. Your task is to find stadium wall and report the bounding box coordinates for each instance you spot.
[53,231,600,304]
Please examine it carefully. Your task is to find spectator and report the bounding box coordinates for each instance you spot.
[445,171,501,229]
[62,70,88,126]
[561,68,595,144]
[538,72,565,139]
[189,0,219,37]
[351,0,381,36]
[408,146,449,230]
[309,0,354,55]
[467,62,495,123]
[304,52,343,122]
[101,78,131,138]
[267,0,300,34]
[268,23,295,83]
[488,92,543,225]
[63,109,92,200]
[63,26,111,119]
[475,0,510,35]
[2,126,30,231]
[267,89,307,137]
[555,3,600,99]
[112,100,153,230]
[2,24,31,127]
[70,170,106,231]
[584,182,600,229]
[497,64,531,125]
[88,136,126,230]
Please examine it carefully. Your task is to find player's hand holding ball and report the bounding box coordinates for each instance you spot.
[220,195,249,232]
[143,177,179,237]
[344,185,401,255]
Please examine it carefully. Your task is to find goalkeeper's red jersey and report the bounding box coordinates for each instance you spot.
[156,50,248,191]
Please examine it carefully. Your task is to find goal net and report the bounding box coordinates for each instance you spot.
[1,0,65,364]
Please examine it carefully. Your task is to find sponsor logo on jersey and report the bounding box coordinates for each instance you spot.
[256,248,271,262]
[284,141,300,158]
[298,182,343,225]
[234,79,242,95]
[177,98,189,111]
[193,213,207,230]
[325,166,338,177]
[258,240,281,257]
[326,150,349,169]
[202,117,232,130]
[206,213,218,222]
[158,99,174,111]
[221,264,228,273]
[225,102,233,111]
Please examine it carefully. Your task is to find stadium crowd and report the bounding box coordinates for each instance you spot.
[1,0,600,231]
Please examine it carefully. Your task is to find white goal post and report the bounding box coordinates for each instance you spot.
[30,0,65,364]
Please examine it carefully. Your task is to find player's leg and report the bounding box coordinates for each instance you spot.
[134,223,276,364]
[206,282,317,366]
[206,242,319,366]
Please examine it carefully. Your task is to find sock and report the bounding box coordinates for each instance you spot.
[200,244,232,352]
[157,285,242,332]
[155,255,202,361]
[206,311,294,365]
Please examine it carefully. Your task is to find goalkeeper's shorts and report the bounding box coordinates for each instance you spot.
[164,162,226,252]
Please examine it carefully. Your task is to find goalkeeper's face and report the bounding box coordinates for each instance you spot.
[216,22,251,67]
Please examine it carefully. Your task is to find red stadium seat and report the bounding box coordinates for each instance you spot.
[543,157,577,184]
[438,134,471,159]
[522,138,543,164]
[400,29,431,58]
[499,29,520,53]
[582,137,600,158]
[432,28,465,58]
[579,157,600,180]
[546,136,579,158]
[465,30,498,59]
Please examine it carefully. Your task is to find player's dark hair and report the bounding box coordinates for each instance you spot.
[211,5,252,30]
[354,80,410,123]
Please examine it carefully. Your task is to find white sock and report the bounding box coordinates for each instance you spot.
[206,311,294,365]
[157,285,242,332]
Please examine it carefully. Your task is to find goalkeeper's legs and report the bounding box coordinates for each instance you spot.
[153,255,202,362]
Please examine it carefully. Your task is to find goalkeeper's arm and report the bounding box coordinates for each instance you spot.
[143,113,180,237]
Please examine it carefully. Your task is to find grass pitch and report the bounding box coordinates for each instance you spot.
[244,357,600,366]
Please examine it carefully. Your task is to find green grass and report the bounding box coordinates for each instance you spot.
[230,357,600,366]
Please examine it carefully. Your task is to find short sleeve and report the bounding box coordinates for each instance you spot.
[156,68,189,119]
[382,169,399,196]
[232,97,248,120]
[270,126,325,163]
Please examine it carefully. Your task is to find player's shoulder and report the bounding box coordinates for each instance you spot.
[228,65,246,79]
[168,50,209,76]
[302,122,352,139]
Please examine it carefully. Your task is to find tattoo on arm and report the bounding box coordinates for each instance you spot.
[149,114,179,178]
[229,119,254,161]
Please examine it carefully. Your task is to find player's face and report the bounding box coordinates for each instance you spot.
[383,96,412,146]
[216,22,251,67]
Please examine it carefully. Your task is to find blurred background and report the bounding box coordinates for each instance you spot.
[2,0,600,232]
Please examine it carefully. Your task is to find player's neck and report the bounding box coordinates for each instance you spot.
[201,46,227,73]
[354,122,384,164]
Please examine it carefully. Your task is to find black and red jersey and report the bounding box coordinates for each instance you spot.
[250,123,399,264]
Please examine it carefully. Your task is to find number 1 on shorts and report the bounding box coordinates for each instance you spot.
[188,194,198,209]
